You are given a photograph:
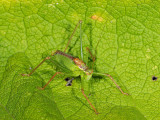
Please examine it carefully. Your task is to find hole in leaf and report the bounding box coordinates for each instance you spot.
[152,76,158,81]
[64,78,74,86]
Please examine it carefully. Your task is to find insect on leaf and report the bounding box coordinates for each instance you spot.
[0,0,159,120]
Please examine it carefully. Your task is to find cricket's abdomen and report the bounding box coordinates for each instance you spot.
[51,50,91,76]
[50,50,81,76]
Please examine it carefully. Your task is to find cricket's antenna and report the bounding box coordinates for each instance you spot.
[79,20,83,61]
[64,20,82,52]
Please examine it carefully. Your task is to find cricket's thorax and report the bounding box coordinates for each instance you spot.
[73,58,91,74]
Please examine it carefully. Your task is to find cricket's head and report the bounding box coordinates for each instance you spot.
[85,69,93,75]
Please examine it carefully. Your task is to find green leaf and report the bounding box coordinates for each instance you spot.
[0,0,159,119]
[0,104,14,120]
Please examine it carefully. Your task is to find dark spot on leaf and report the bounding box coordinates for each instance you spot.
[64,77,70,81]
[152,76,157,81]
[66,83,72,86]
[65,78,74,86]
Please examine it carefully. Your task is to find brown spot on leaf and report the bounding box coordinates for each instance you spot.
[91,15,103,22]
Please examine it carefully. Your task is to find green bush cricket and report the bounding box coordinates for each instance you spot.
[22,20,128,114]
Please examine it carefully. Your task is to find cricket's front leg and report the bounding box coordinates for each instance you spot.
[64,20,82,52]
[81,88,99,114]
[21,57,51,76]
[86,47,95,73]
[86,47,95,62]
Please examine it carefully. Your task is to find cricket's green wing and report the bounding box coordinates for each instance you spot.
[50,51,81,77]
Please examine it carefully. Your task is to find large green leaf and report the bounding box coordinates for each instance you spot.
[0,0,160,119]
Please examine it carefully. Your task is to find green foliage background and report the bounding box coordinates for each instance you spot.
[0,0,160,120]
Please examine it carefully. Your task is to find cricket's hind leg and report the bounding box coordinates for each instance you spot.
[21,56,51,76]
[38,72,61,90]
[21,50,62,77]
[21,53,61,90]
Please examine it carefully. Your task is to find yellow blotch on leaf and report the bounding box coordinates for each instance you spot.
[91,15,104,22]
